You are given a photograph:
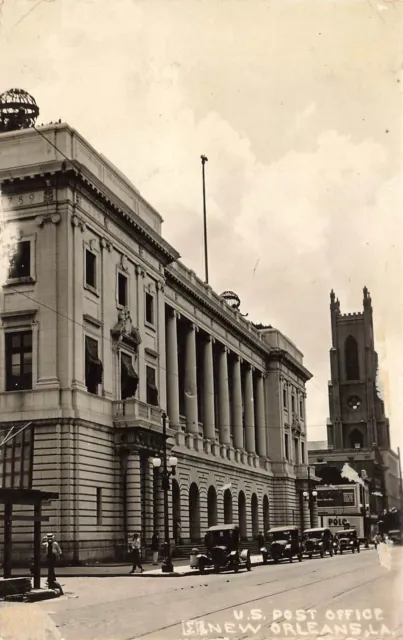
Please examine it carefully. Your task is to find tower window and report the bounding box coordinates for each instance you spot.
[345,335,360,380]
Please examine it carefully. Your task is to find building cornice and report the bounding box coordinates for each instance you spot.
[166,266,271,358]
[1,165,180,267]
[269,348,313,383]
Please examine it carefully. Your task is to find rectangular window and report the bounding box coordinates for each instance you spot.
[294,438,299,464]
[283,387,287,409]
[301,441,305,464]
[121,352,139,400]
[8,241,31,279]
[5,330,33,391]
[85,249,97,289]
[300,398,304,418]
[117,272,128,307]
[146,365,159,406]
[145,292,154,325]
[85,336,103,394]
[96,487,102,526]
[291,394,295,413]
[284,433,289,461]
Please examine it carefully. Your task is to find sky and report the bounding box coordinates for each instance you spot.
[0,0,402,448]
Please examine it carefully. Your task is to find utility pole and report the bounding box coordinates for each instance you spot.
[201,155,209,284]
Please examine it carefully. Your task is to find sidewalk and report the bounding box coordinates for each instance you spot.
[8,554,264,578]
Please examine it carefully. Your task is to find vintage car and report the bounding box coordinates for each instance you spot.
[193,524,252,574]
[302,527,334,559]
[262,526,303,563]
[334,528,360,554]
[387,530,402,545]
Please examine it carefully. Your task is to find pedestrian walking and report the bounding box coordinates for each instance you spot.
[257,531,265,550]
[151,531,160,565]
[175,519,181,544]
[41,533,62,588]
[129,533,144,573]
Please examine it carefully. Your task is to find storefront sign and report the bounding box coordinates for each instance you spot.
[317,488,355,508]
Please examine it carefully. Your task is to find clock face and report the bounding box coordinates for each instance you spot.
[347,395,361,410]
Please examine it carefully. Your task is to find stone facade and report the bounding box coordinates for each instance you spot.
[0,123,313,563]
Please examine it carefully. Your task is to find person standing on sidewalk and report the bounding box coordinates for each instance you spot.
[151,531,160,565]
[41,533,62,588]
[129,533,144,573]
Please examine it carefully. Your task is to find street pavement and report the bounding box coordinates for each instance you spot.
[9,546,403,640]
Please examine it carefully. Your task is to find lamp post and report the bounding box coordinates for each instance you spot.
[303,466,318,527]
[152,412,177,573]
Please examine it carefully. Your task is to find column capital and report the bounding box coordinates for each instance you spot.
[188,322,199,332]
[135,264,146,278]
[171,308,181,320]
[204,334,215,344]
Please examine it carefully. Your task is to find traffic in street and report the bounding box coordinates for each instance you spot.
[32,545,402,640]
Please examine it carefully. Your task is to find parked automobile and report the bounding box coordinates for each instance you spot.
[302,527,334,559]
[334,528,360,554]
[387,529,402,545]
[194,524,252,574]
[263,526,303,563]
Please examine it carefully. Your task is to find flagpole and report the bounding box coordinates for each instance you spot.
[201,155,209,284]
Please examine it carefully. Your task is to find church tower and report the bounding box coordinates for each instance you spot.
[327,287,390,452]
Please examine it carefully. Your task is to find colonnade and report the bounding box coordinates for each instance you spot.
[165,308,269,458]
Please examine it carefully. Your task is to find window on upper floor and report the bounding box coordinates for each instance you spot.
[117,272,128,307]
[85,336,103,394]
[300,397,304,418]
[294,438,299,464]
[291,394,296,413]
[284,433,289,461]
[283,387,287,409]
[85,249,97,290]
[5,330,33,391]
[121,352,139,400]
[8,241,31,280]
[145,292,155,326]
[146,365,159,406]
[301,441,305,464]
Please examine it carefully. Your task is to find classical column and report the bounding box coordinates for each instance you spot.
[231,356,243,449]
[218,346,231,445]
[244,365,256,453]
[126,453,142,535]
[166,309,180,429]
[203,336,215,440]
[184,323,199,434]
[255,372,266,457]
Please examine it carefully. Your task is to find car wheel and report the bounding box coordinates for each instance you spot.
[246,559,252,571]
[233,559,240,573]
[199,561,205,575]
[308,553,312,559]
[298,554,302,562]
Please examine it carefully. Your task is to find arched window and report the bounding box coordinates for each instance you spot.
[349,428,364,449]
[345,335,359,380]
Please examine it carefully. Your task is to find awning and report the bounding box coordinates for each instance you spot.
[85,337,103,384]
[121,353,139,398]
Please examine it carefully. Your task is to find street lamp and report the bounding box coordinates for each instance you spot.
[303,466,318,527]
[152,412,177,573]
